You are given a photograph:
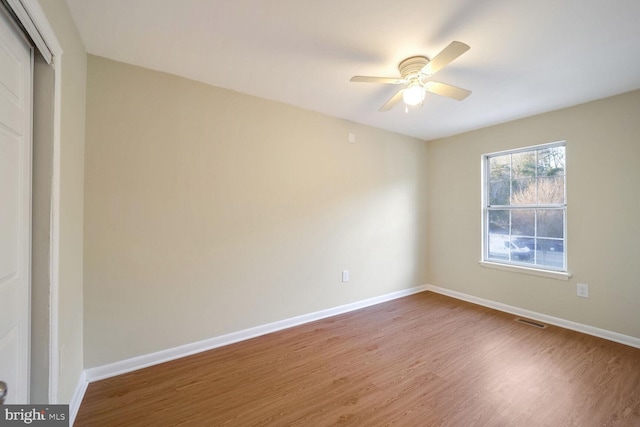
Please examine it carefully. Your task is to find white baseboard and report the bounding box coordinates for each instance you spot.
[84,285,429,383]
[426,284,640,349]
[69,370,88,426]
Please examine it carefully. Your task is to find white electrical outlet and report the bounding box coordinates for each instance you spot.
[342,270,350,282]
[577,283,589,298]
[348,132,356,143]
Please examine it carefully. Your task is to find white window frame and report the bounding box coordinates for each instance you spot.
[480,141,570,280]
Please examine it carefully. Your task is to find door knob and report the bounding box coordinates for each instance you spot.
[0,381,6,404]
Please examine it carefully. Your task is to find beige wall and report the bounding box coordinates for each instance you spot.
[83,56,428,368]
[38,0,86,403]
[426,89,640,339]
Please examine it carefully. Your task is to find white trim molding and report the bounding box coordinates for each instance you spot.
[85,285,429,383]
[479,261,571,281]
[426,285,640,349]
[48,45,62,405]
[69,371,87,426]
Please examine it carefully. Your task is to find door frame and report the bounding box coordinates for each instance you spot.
[5,0,63,404]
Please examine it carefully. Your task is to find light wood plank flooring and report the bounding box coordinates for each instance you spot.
[75,292,640,426]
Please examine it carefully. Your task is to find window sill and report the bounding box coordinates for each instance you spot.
[479,261,571,281]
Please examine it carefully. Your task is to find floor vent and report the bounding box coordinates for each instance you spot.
[515,318,547,329]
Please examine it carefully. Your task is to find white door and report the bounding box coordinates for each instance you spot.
[0,9,33,404]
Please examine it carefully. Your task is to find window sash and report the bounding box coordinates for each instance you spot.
[483,207,567,271]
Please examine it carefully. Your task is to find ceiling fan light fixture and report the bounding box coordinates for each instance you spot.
[349,41,471,112]
[403,83,425,106]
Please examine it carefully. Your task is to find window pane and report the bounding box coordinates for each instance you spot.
[488,210,509,234]
[487,233,532,262]
[511,151,536,179]
[514,237,535,251]
[511,178,536,205]
[538,146,565,177]
[535,238,565,269]
[511,209,534,237]
[537,209,564,238]
[511,237,534,264]
[489,180,510,205]
[489,155,511,181]
[488,155,511,206]
[536,238,564,253]
[537,176,564,204]
[487,234,508,261]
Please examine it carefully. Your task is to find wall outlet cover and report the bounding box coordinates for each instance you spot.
[577,283,589,298]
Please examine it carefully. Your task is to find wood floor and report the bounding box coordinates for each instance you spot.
[75,292,640,426]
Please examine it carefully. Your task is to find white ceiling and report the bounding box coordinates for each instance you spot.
[65,0,640,141]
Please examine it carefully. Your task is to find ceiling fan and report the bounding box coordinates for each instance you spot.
[350,41,471,112]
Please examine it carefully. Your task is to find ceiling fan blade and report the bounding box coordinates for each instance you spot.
[379,90,404,111]
[350,76,404,84]
[421,41,470,76]
[425,81,471,101]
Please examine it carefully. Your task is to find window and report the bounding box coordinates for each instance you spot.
[482,142,566,272]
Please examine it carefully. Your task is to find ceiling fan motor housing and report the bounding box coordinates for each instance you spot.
[399,56,429,80]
